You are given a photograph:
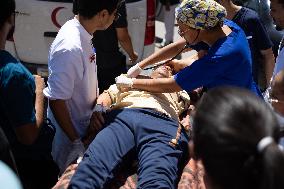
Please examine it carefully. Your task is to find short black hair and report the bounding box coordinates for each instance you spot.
[193,86,284,189]
[278,0,284,6]
[75,0,121,19]
[0,0,15,30]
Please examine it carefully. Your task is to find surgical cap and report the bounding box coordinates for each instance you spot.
[176,0,227,30]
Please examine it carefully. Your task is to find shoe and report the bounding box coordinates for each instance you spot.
[158,40,173,48]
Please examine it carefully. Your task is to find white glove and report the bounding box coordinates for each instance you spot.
[65,139,85,169]
[115,75,135,88]
[127,63,143,78]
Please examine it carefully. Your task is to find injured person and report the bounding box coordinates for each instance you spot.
[68,65,191,189]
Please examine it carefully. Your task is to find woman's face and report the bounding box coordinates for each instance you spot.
[177,21,200,44]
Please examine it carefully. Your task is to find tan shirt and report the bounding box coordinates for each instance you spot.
[106,84,190,121]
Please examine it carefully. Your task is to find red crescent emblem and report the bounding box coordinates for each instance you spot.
[51,7,66,28]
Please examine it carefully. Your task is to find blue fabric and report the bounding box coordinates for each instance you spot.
[174,20,261,97]
[232,7,272,88]
[0,50,36,147]
[0,50,59,189]
[69,108,189,189]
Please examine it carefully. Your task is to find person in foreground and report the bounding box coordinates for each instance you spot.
[68,65,191,189]
[0,0,58,188]
[192,86,284,189]
[116,0,261,97]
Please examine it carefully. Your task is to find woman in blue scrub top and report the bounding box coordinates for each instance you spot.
[116,0,261,97]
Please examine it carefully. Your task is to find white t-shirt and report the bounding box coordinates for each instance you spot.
[273,47,284,78]
[43,17,98,171]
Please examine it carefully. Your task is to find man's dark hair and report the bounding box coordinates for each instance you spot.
[193,86,284,189]
[75,0,121,19]
[278,0,284,6]
[0,0,15,30]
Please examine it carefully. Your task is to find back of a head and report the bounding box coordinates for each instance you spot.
[277,0,284,7]
[193,86,284,189]
[76,0,121,19]
[0,0,15,30]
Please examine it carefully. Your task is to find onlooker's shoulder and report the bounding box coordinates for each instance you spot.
[0,51,33,84]
[241,7,261,21]
[0,50,18,64]
[51,18,85,53]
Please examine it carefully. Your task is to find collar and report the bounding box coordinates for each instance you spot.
[73,16,93,42]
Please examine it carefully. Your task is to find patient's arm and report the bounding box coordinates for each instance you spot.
[96,91,113,107]
[83,91,113,146]
[179,105,195,132]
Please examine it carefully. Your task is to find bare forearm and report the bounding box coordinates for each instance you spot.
[132,77,182,93]
[265,59,274,85]
[139,39,187,68]
[34,75,45,128]
[49,99,79,141]
[35,90,44,128]
[14,76,45,145]
[117,29,136,60]
[261,48,275,85]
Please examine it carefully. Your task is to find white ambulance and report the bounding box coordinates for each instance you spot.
[6,0,155,77]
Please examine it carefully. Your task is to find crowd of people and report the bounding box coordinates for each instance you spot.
[1,0,284,188]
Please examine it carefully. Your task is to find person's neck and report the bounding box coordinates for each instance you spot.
[223,1,242,20]
[76,15,98,35]
[201,27,229,46]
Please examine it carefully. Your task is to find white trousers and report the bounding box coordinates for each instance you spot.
[163,4,178,42]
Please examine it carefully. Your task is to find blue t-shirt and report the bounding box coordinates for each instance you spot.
[233,7,272,87]
[174,20,261,96]
[0,50,36,149]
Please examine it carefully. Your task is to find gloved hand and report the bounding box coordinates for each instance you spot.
[127,63,143,78]
[65,139,85,169]
[115,75,135,88]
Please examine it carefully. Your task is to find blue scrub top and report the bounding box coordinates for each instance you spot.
[174,20,261,96]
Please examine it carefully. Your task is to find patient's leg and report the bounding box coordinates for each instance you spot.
[133,109,190,189]
[68,110,136,189]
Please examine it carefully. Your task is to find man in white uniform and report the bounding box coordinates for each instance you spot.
[43,0,121,173]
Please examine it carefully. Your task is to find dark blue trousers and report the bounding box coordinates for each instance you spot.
[68,108,189,189]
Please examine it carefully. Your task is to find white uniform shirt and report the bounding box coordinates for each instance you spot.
[43,17,98,171]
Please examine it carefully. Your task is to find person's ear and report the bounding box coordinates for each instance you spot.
[188,140,198,160]
[7,14,15,26]
[98,9,109,20]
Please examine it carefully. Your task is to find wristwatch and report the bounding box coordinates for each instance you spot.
[93,104,108,113]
